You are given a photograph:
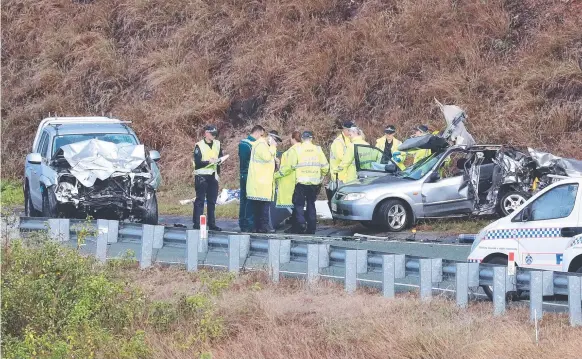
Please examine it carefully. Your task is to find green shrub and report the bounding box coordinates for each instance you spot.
[0,180,24,207]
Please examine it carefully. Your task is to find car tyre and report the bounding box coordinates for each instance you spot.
[360,221,381,230]
[376,199,409,232]
[142,192,158,225]
[24,182,40,217]
[481,256,522,301]
[41,187,59,218]
[498,191,527,217]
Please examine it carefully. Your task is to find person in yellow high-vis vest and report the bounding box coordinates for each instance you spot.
[274,131,302,232]
[290,131,329,234]
[326,121,355,208]
[193,125,224,231]
[337,126,370,183]
[247,130,280,233]
[375,125,406,170]
[409,125,432,164]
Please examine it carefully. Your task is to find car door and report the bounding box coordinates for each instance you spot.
[512,182,581,270]
[354,144,399,179]
[29,132,49,209]
[421,149,474,217]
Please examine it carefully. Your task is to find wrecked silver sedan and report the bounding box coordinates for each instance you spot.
[24,117,161,224]
[331,101,582,231]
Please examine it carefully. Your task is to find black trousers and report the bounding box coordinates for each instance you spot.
[251,200,271,231]
[193,174,218,227]
[293,183,319,233]
[238,175,254,232]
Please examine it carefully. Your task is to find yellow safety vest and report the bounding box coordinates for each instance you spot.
[375,137,405,170]
[274,143,301,208]
[246,137,276,201]
[193,140,220,175]
[412,148,431,164]
[295,142,330,185]
[338,136,369,183]
[329,134,351,182]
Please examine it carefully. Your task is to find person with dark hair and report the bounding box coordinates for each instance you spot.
[410,124,431,164]
[238,125,265,232]
[274,130,302,233]
[375,125,405,169]
[247,130,281,233]
[193,125,224,231]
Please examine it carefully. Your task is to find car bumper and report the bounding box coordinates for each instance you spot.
[330,199,375,221]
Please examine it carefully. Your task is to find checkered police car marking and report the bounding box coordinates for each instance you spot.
[485,227,561,240]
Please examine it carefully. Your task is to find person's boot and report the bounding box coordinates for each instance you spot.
[209,225,222,232]
[193,224,200,230]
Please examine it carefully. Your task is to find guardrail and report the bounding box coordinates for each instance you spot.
[7,216,582,327]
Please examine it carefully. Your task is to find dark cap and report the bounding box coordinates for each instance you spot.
[342,121,356,129]
[204,125,218,135]
[301,131,314,139]
[384,125,396,134]
[415,125,429,133]
[268,130,283,143]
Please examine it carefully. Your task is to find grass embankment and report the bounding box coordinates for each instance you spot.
[0,180,24,208]
[2,0,581,186]
[3,238,580,359]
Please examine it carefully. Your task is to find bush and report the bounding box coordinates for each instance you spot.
[0,180,24,207]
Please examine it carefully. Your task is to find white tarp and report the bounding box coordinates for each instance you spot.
[60,139,147,187]
[435,98,476,146]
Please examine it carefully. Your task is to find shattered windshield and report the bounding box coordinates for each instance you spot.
[52,134,138,155]
[397,151,446,180]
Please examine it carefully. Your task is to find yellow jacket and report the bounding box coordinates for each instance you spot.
[329,134,351,183]
[295,142,329,185]
[375,137,405,170]
[274,143,301,208]
[338,136,369,183]
[411,148,432,164]
[246,137,276,201]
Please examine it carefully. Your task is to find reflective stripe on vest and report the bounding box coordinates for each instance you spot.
[295,144,324,184]
[329,136,347,161]
[194,140,220,175]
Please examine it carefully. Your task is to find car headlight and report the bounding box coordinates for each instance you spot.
[343,193,366,201]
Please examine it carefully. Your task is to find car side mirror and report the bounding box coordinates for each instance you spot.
[521,206,532,222]
[27,153,42,164]
[429,171,440,182]
[149,150,161,162]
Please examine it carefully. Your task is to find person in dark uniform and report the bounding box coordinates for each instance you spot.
[192,125,223,231]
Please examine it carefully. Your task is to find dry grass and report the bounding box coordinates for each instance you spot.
[2,0,581,187]
[127,267,581,359]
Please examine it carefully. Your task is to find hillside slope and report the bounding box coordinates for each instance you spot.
[2,0,581,185]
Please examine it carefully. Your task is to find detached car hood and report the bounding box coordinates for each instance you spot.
[54,139,149,187]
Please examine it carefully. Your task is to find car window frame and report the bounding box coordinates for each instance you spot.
[433,149,468,180]
[51,133,139,156]
[38,132,50,159]
[513,183,579,223]
[354,144,393,173]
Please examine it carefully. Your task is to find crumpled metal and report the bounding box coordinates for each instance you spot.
[528,148,582,177]
[60,139,148,187]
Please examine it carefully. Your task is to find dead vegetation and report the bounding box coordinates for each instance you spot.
[130,266,581,359]
[2,0,581,186]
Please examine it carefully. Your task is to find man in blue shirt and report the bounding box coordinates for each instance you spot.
[238,125,265,232]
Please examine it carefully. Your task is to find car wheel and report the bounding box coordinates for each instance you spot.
[498,191,527,217]
[377,199,409,232]
[41,187,58,218]
[142,192,158,225]
[24,183,39,217]
[481,256,522,301]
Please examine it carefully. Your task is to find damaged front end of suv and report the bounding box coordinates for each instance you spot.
[46,139,161,224]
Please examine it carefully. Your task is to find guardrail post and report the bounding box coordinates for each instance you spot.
[197,230,208,253]
[542,271,554,296]
[106,220,119,243]
[455,262,469,308]
[186,230,199,272]
[345,250,357,293]
[306,243,319,285]
[419,259,432,300]
[228,235,241,273]
[318,244,330,269]
[493,266,506,315]
[95,219,108,263]
[280,239,291,264]
[568,276,582,327]
[431,258,443,283]
[394,254,406,279]
[468,262,480,288]
[382,254,395,298]
[268,239,281,283]
[356,249,368,274]
[48,218,69,242]
[153,225,164,249]
[529,271,543,322]
[238,234,250,260]
[140,224,154,269]
[1,216,20,241]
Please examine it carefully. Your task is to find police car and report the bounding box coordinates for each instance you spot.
[467,177,582,298]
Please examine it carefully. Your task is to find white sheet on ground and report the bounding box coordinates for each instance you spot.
[60,139,147,187]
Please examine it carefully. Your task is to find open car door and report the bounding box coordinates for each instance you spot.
[354,144,400,179]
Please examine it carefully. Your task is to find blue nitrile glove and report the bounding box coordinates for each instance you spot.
[392,152,402,163]
[393,156,402,163]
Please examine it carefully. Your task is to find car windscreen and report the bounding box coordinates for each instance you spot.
[52,134,138,155]
[398,151,445,180]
